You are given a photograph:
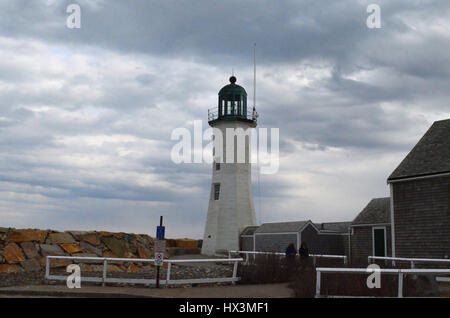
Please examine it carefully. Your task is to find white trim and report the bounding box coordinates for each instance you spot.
[240,235,253,237]
[317,232,350,235]
[254,231,299,235]
[372,226,387,257]
[390,183,396,258]
[368,256,450,263]
[387,171,450,184]
[350,223,390,227]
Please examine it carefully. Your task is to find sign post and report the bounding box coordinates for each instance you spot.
[155,216,165,288]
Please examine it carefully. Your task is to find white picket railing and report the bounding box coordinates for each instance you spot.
[228,250,347,265]
[45,256,243,287]
[315,267,450,298]
[368,256,450,269]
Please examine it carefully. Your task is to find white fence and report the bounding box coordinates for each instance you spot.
[45,256,243,287]
[228,250,348,266]
[368,256,450,269]
[315,267,450,298]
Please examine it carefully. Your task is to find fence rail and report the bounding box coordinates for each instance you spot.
[45,256,243,287]
[228,250,347,265]
[368,256,450,268]
[315,267,450,298]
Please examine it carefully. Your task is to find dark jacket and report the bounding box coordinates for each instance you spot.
[285,246,297,259]
[299,247,309,258]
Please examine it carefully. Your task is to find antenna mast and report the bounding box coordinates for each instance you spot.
[253,43,256,111]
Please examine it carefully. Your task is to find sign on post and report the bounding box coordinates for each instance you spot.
[156,226,165,240]
[154,239,166,267]
[154,252,164,266]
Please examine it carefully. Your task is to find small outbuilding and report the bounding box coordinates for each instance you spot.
[241,220,350,255]
[349,197,392,263]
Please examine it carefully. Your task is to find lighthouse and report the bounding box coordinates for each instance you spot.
[201,75,258,255]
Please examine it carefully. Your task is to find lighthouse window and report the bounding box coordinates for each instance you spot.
[214,183,220,200]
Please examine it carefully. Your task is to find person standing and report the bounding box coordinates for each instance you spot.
[299,242,309,267]
[285,243,297,260]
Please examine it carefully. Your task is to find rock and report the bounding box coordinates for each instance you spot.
[102,237,128,258]
[79,264,94,272]
[4,229,48,243]
[137,246,151,259]
[175,239,198,249]
[49,259,72,268]
[82,233,101,246]
[90,265,104,272]
[48,232,75,244]
[114,232,124,239]
[68,231,89,240]
[21,258,41,272]
[0,264,23,273]
[4,243,26,263]
[124,251,136,258]
[36,257,47,268]
[20,242,39,259]
[80,241,102,256]
[107,265,122,272]
[100,231,113,237]
[40,244,65,257]
[127,264,141,272]
[60,244,83,254]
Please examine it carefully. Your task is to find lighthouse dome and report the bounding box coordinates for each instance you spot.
[207,75,256,127]
[218,76,247,97]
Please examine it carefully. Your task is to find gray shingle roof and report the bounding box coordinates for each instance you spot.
[316,222,351,233]
[388,119,450,181]
[351,197,391,225]
[254,221,310,234]
[241,226,259,236]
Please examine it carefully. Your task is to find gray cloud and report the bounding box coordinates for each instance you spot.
[0,0,449,237]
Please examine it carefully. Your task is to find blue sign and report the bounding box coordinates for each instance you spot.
[156,226,165,240]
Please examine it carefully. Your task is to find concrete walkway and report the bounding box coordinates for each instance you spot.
[0,283,294,298]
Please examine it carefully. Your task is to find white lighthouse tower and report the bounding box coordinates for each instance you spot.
[201,76,257,255]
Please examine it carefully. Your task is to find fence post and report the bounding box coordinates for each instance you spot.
[411,261,414,269]
[228,251,231,259]
[398,272,403,298]
[315,270,321,297]
[102,259,108,287]
[166,262,171,285]
[232,260,239,285]
[344,256,348,265]
[45,257,50,280]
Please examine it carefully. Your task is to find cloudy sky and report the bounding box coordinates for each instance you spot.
[0,0,449,239]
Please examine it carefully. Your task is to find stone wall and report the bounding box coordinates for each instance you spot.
[0,227,199,273]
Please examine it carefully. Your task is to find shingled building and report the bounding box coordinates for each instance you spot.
[388,119,450,259]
